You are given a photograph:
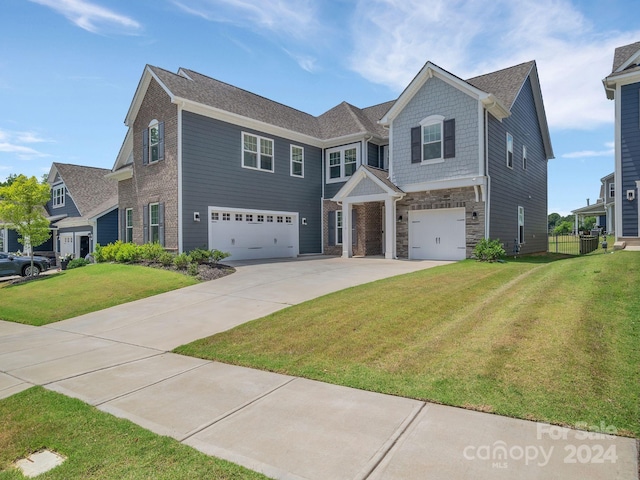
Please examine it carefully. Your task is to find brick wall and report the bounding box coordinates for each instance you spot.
[364,202,382,255]
[323,200,383,256]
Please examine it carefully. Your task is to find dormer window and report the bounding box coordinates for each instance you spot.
[143,120,164,165]
[52,184,65,208]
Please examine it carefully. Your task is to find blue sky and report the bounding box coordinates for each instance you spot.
[1,0,639,215]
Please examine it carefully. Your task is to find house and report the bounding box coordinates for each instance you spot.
[603,41,640,248]
[47,163,118,260]
[570,172,615,234]
[109,60,553,261]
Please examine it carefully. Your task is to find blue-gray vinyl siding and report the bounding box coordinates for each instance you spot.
[96,209,118,246]
[47,185,81,217]
[487,77,548,254]
[620,83,640,236]
[181,111,323,253]
[367,142,380,168]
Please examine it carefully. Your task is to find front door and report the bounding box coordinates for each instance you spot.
[80,236,90,259]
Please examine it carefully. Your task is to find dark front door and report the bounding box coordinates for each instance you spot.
[80,236,90,259]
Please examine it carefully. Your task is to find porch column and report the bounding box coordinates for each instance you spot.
[342,201,352,258]
[384,197,395,259]
[574,214,579,234]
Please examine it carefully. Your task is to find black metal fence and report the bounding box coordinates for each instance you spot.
[548,233,608,255]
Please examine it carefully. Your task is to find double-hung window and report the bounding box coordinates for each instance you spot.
[149,203,159,243]
[422,123,442,161]
[125,208,133,243]
[411,115,455,164]
[506,132,514,168]
[609,182,615,199]
[52,185,65,208]
[336,210,343,245]
[143,120,164,165]
[522,145,527,170]
[518,206,525,244]
[290,145,304,177]
[243,133,274,172]
[326,143,360,182]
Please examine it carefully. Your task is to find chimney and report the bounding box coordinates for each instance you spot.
[586,198,590,206]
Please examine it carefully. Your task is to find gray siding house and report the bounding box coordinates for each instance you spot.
[110,60,553,261]
[603,41,640,246]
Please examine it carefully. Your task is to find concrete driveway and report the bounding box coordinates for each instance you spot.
[0,256,637,479]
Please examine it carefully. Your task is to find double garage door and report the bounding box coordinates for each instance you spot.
[409,208,466,261]
[208,207,299,261]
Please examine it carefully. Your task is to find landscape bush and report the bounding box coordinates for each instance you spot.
[66,258,89,269]
[473,238,506,262]
[115,242,141,263]
[189,247,211,264]
[139,242,165,262]
[210,249,231,264]
[173,252,192,270]
[158,251,175,266]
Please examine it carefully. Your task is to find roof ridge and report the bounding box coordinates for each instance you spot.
[465,60,535,83]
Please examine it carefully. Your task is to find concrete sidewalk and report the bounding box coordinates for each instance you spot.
[0,256,637,479]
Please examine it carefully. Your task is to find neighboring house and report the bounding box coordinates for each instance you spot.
[110,60,553,261]
[603,41,640,247]
[571,172,615,234]
[46,163,118,259]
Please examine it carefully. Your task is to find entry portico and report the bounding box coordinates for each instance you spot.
[331,165,404,259]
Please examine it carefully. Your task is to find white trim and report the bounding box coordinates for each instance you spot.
[149,202,159,243]
[148,120,160,164]
[105,165,133,181]
[242,132,275,173]
[125,207,133,243]
[336,209,343,246]
[615,82,623,240]
[331,166,402,202]
[401,175,487,193]
[326,143,361,184]
[290,144,304,178]
[615,49,640,74]
[178,103,184,253]
[419,114,445,164]
[478,102,485,177]
[52,184,65,208]
[636,180,640,235]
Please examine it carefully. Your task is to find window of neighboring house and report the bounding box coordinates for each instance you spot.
[291,145,304,177]
[326,144,360,182]
[609,182,615,198]
[518,206,525,244]
[149,203,159,243]
[243,133,274,172]
[506,133,514,168]
[125,208,133,243]
[52,185,65,208]
[335,210,343,245]
[522,145,527,170]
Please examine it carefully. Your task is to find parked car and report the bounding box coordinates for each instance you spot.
[0,252,51,277]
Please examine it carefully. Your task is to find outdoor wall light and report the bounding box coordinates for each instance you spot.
[472,211,478,220]
[627,190,635,201]
[398,215,403,222]
[193,212,201,222]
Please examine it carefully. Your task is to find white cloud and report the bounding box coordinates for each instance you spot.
[283,49,319,73]
[562,148,615,159]
[348,0,640,130]
[15,132,48,144]
[0,129,51,160]
[29,0,141,34]
[0,143,48,159]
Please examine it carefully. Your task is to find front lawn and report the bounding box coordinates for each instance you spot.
[0,264,198,326]
[175,252,640,437]
[0,387,268,479]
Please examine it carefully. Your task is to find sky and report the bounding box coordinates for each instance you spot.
[1,0,639,216]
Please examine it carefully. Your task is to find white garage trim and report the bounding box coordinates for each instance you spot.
[409,207,466,261]
[208,206,300,261]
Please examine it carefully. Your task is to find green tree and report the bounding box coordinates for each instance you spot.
[0,175,51,276]
[548,212,561,231]
[582,216,597,232]
[554,221,573,235]
[0,173,18,188]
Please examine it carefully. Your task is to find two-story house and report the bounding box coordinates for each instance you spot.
[109,60,553,261]
[603,41,640,248]
[571,172,615,234]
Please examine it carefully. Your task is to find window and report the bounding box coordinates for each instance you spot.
[257,215,264,222]
[243,133,274,172]
[290,145,304,177]
[507,133,514,168]
[277,216,283,223]
[326,143,360,182]
[246,214,253,222]
[235,213,243,221]
[143,120,164,165]
[211,212,219,221]
[286,216,292,224]
[125,208,133,243]
[267,215,273,222]
[336,211,343,245]
[411,116,455,164]
[522,145,527,170]
[149,203,159,243]
[609,182,615,198]
[222,213,230,221]
[52,185,65,208]
[518,206,525,244]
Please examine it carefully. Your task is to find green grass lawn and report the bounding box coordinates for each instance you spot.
[0,387,269,479]
[0,264,198,326]
[176,251,640,437]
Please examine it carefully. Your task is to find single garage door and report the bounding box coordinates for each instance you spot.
[208,207,299,261]
[409,207,466,260]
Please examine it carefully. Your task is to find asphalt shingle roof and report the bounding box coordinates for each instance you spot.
[466,61,535,110]
[52,163,117,217]
[611,41,640,73]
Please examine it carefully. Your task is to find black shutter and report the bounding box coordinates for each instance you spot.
[443,119,456,159]
[352,208,358,246]
[158,202,165,247]
[119,208,125,242]
[143,204,149,244]
[142,129,149,165]
[411,126,421,163]
[158,122,165,162]
[328,210,335,246]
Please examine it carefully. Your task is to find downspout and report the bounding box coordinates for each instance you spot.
[321,147,326,254]
[177,101,184,253]
[485,109,491,240]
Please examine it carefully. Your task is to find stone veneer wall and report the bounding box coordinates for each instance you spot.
[395,187,485,258]
[119,78,179,250]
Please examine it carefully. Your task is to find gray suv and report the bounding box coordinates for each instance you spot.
[0,253,51,277]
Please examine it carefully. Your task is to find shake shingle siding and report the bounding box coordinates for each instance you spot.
[621,83,640,236]
[488,77,547,254]
[181,111,322,253]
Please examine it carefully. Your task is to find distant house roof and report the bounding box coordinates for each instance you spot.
[603,41,640,99]
[48,163,118,218]
[611,41,640,73]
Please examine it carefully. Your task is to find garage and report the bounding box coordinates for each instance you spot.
[208,207,299,261]
[408,208,466,260]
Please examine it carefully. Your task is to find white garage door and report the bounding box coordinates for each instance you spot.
[208,207,299,261]
[409,208,466,260]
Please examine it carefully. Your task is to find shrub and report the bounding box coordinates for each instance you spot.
[187,262,199,276]
[98,241,124,262]
[115,242,142,263]
[139,242,165,262]
[93,244,104,263]
[210,249,231,265]
[158,251,174,266]
[173,252,192,270]
[66,258,89,269]
[189,247,211,264]
[473,238,506,262]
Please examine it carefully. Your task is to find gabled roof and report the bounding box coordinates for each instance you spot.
[466,61,536,110]
[331,165,404,202]
[48,163,118,217]
[603,41,640,99]
[611,41,640,73]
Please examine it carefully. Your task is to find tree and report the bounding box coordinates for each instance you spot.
[0,173,18,188]
[582,216,597,232]
[548,212,561,231]
[0,175,51,276]
[554,221,573,235]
